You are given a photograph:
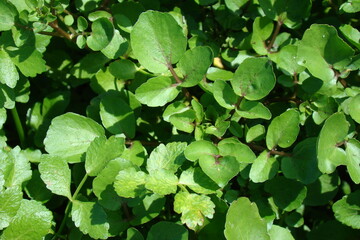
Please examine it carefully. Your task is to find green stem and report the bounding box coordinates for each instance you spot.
[51,174,88,240]
[11,107,26,148]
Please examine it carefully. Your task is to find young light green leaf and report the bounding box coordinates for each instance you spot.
[206,67,234,81]
[93,158,135,210]
[213,80,239,109]
[1,199,53,240]
[147,221,188,240]
[169,109,196,133]
[225,197,270,240]
[349,94,360,123]
[146,142,187,174]
[177,46,213,87]
[225,0,249,12]
[99,91,135,138]
[145,169,178,195]
[246,124,265,142]
[87,18,114,51]
[0,49,19,88]
[268,225,295,240]
[39,154,71,198]
[191,99,204,123]
[1,146,32,188]
[281,138,321,184]
[297,24,355,82]
[0,187,22,230]
[346,139,360,184]
[251,17,274,55]
[135,76,180,107]
[71,200,110,239]
[85,135,125,176]
[264,176,307,211]
[231,58,276,100]
[266,109,300,150]
[174,191,215,230]
[317,112,349,174]
[163,101,189,121]
[114,168,147,198]
[340,0,360,13]
[333,190,360,229]
[131,11,187,73]
[218,137,256,164]
[249,151,278,183]
[126,227,144,240]
[184,140,218,162]
[339,24,360,50]
[179,167,219,194]
[44,113,105,163]
[199,155,239,187]
[269,44,306,75]
[236,100,272,120]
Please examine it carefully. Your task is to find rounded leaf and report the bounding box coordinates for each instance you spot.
[87,18,114,51]
[333,190,360,229]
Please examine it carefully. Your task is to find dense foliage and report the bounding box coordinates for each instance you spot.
[0,0,359,239]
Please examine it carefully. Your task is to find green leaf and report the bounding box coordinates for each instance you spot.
[0,49,19,88]
[169,109,196,133]
[213,80,239,109]
[24,169,52,203]
[339,24,360,50]
[85,135,125,176]
[112,1,145,33]
[109,59,137,80]
[307,220,360,240]
[44,113,105,163]
[259,0,311,28]
[297,24,355,82]
[266,109,300,150]
[349,94,360,123]
[174,191,215,230]
[0,187,22,230]
[179,167,219,194]
[225,0,249,12]
[249,151,279,183]
[145,169,178,195]
[1,199,53,240]
[264,176,307,211]
[0,0,17,31]
[1,146,32,188]
[191,99,204,123]
[268,225,295,240]
[218,137,256,164]
[71,200,110,239]
[135,76,180,107]
[281,138,321,184]
[340,0,360,13]
[346,139,360,184]
[131,11,187,73]
[38,154,71,198]
[246,124,265,142]
[236,100,272,120]
[129,193,165,225]
[101,30,128,59]
[269,44,306,75]
[71,52,110,80]
[304,173,340,206]
[177,46,213,87]
[206,67,234,81]
[231,58,276,100]
[93,158,135,210]
[146,142,187,174]
[147,221,188,240]
[126,227,144,240]
[199,155,239,187]
[77,16,88,31]
[184,140,218,162]
[88,10,112,22]
[251,17,274,55]
[7,46,46,77]
[99,91,136,137]
[224,197,270,240]
[114,168,147,198]
[121,140,147,167]
[333,190,360,229]
[163,101,189,121]
[87,18,114,51]
[317,113,349,174]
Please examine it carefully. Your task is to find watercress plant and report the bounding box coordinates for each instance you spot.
[0,0,359,239]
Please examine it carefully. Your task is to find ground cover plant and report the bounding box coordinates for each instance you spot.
[0,0,360,239]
